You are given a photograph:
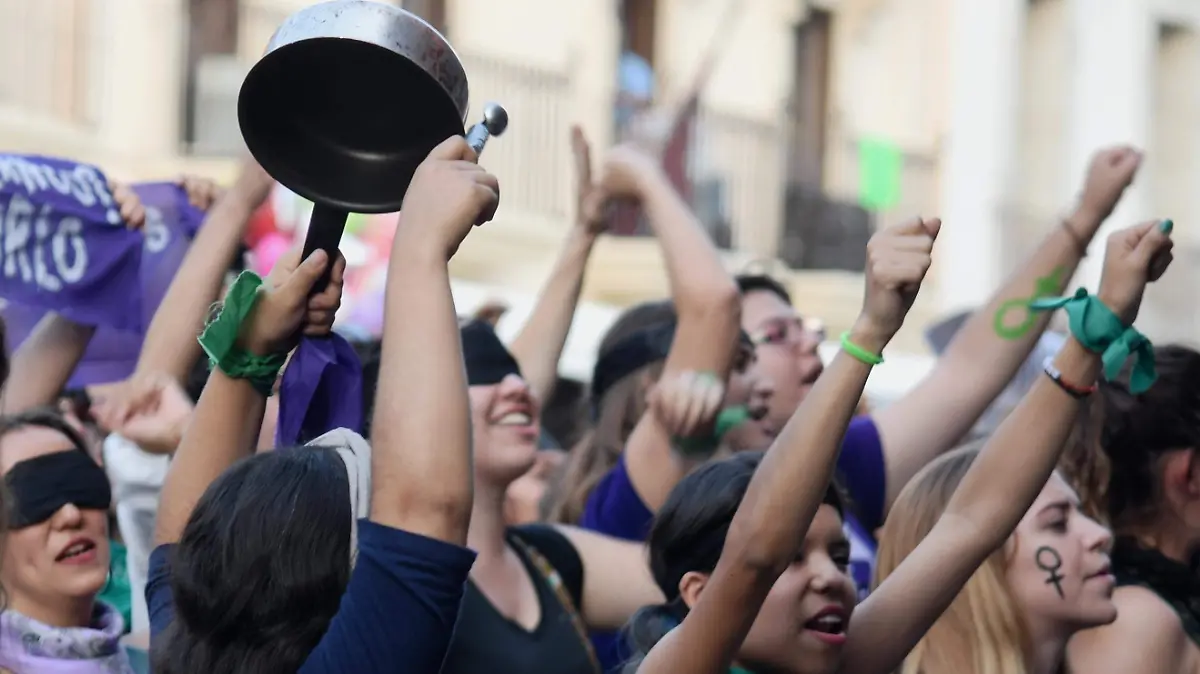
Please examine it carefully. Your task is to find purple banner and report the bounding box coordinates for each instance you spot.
[0,154,143,331]
[1,180,205,387]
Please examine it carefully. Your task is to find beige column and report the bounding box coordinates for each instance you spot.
[1142,22,1200,340]
[937,0,1025,312]
[1067,0,1154,289]
[93,0,185,159]
[570,0,620,155]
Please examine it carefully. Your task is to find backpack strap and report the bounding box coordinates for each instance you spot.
[510,535,602,673]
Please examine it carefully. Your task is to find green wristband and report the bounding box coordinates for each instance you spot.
[840,331,884,366]
[197,270,287,396]
[1030,288,1157,394]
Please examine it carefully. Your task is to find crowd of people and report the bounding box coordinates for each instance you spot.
[0,104,1197,674]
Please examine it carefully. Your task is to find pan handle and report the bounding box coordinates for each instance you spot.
[300,203,349,293]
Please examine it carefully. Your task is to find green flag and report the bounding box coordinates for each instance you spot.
[858,137,902,211]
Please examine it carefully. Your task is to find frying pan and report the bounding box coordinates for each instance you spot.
[238,0,507,287]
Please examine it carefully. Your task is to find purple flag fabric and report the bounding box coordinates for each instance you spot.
[0,155,144,331]
[275,335,364,447]
[131,182,205,311]
[1,181,204,387]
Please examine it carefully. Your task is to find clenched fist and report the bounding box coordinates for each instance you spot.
[857,216,940,342]
[1096,219,1174,325]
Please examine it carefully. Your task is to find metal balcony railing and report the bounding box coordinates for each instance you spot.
[460,53,573,221]
[778,138,940,272]
[690,107,786,256]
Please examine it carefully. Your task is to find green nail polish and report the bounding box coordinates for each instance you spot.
[1160,219,1174,234]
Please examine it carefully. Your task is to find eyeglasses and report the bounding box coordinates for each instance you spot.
[750,316,825,347]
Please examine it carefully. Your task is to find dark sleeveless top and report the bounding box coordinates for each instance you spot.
[1112,536,1200,646]
[440,525,596,674]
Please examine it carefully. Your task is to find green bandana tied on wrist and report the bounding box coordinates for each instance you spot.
[198,270,288,397]
[1030,288,1157,394]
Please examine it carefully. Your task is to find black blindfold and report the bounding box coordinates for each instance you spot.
[5,449,111,529]
[590,322,754,406]
[461,320,521,386]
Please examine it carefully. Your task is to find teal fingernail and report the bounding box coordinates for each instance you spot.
[1160,219,1174,234]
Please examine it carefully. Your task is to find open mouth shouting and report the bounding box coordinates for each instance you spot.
[56,537,98,565]
[803,605,848,646]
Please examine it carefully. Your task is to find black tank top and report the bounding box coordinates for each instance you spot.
[441,525,597,674]
[1113,536,1200,647]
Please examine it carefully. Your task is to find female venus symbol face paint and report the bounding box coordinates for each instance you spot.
[1035,546,1066,599]
[992,267,1068,340]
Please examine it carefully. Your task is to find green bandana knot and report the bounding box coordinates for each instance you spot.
[1030,287,1157,394]
[197,270,288,396]
[673,406,752,456]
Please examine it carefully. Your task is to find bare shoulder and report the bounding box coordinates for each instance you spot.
[1068,586,1196,674]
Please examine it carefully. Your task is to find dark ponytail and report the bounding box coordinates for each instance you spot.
[1062,344,1200,528]
[620,451,846,670]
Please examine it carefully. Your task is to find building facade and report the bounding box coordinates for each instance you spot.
[0,0,1195,355]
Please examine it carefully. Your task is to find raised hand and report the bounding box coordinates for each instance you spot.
[857,216,941,341]
[396,136,501,260]
[176,174,225,211]
[472,299,509,327]
[109,179,147,229]
[570,125,609,234]
[240,248,347,356]
[648,370,725,438]
[597,143,661,202]
[1077,146,1143,226]
[1096,219,1174,325]
[92,373,195,454]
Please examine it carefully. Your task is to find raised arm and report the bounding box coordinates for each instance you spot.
[610,145,742,512]
[369,136,500,546]
[508,126,607,403]
[873,147,1142,513]
[134,159,273,386]
[553,524,664,631]
[153,250,344,545]
[843,219,1174,674]
[1,314,96,413]
[638,217,940,674]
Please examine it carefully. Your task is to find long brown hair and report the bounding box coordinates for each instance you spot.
[876,444,1034,674]
[1059,344,1200,529]
[546,301,675,524]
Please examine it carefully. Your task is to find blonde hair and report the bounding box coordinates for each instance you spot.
[875,443,1033,674]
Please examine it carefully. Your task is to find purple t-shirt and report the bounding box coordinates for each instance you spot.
[581,415,887,672]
